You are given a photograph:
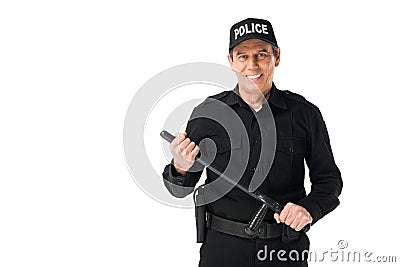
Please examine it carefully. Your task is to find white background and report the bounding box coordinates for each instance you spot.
[1,0,400,266]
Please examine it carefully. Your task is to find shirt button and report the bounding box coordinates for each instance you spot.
[177,181,183,186]
[288,147,295,153]
[254,139,258,144]
[253,168,256,172]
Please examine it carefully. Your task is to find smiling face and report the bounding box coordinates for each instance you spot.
[228,38,280,96]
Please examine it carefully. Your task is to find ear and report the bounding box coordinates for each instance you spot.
[227,53,234,67]
[274,47,281,67]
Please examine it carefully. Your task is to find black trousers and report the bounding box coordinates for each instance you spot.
[199,229,309,267]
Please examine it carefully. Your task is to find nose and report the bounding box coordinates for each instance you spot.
[247,55,259,70]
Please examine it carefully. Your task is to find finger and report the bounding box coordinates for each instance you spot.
[178,138,191,152]
[182,141,196,156]
[274,213,281,224]
[177,132,187,144]
[189,145,200,160]
[284,209,295,226]
[171,132,186,149]
[279,205,290,223]
[290,216,301,231]
[297,215,311,230]
[279,210,289,223]
[294,221,306,232]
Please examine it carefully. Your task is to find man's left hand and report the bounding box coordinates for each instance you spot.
[274,202,312,231]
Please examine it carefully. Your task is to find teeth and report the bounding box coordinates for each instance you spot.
[246,74,262,79]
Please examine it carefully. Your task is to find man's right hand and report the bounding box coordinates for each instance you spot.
[170,132,200,175]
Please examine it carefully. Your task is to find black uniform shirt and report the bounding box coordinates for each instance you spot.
[162,83,342,225]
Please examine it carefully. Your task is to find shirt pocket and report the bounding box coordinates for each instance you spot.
[269,136,307,186]
[209,135,244,176]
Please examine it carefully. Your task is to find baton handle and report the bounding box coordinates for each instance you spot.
[160,130,176,143]
[245,203,269,236]
[245,193,283,236]
[246,197,309,236]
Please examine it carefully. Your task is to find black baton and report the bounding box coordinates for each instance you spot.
[160,130,309,237]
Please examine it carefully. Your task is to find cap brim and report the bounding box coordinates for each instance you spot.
[229,36,277,50]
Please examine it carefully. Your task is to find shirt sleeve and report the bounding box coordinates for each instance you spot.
[162,115,204,198]
[297,107,343,225]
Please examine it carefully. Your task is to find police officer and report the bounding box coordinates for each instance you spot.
[162,18,343,267]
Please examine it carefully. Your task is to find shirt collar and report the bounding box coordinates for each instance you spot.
[225,83,287,110]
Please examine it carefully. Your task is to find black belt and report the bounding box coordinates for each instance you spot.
[207,212,282,239]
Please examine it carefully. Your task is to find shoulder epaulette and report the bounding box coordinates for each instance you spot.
[282,90,316,108]
[199,91,230,104]
[209,91,230,100]
[192,91,231,111]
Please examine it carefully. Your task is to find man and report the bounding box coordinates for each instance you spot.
[162,18,342,266]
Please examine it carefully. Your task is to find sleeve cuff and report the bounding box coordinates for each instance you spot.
[162,164,196,198]
[168,164,186,186]
[162,162,198,187]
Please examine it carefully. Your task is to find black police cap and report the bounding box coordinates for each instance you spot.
[229,18,278,50]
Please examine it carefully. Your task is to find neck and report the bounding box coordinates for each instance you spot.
[238,84,272,109]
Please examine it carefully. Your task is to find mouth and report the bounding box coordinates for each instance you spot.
[245,73,263,80]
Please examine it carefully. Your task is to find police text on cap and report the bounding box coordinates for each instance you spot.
[233,23,269,40]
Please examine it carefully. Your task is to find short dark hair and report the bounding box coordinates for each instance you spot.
[229,44,279,61]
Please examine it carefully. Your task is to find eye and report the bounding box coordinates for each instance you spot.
[237,55,248,61]
[257,53,268,59]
